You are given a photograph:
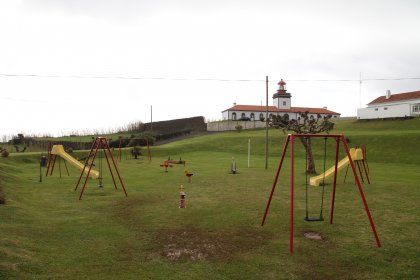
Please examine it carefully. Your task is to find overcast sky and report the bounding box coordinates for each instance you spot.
[1,0,419,137]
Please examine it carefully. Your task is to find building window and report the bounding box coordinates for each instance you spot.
[232,112,237,120]
[250,113,255,120]
[384,107,388,110]
[241,113,246,119]
[413,104,420,113]
[374,108,378,111]
[259,113,264,120]
[269,113,274,119]
[283,101,286,106]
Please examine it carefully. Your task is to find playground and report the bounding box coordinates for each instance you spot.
[0,118,419,279]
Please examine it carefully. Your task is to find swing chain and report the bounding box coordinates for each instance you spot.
[304,136,327,222]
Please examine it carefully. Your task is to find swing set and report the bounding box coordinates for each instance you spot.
[117,137,151,162]
[261,134,381,253]
[75,137,127,200]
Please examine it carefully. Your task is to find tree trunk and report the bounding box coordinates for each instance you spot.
[299,137,317,174]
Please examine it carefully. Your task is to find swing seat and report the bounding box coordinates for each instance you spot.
[304,216,324,222]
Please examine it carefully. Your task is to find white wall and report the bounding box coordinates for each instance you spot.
[273,97,291,109]
[222,110,264,120]
[207,120,266,131]
[222,110,338,121]
[357,103,411,119]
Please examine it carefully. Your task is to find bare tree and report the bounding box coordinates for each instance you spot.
[269,112,335,174]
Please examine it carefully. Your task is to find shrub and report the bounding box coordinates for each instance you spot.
[1,150,9,158]
[235,124,243,133]
[0,188,5,204]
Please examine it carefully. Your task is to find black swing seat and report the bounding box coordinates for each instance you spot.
[304,216,324,222]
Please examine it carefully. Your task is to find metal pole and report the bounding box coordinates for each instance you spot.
[265,76,268,169]
[104,138,128,197]
[39,154,42,183]
[150,105,153,132]
[101,138,118,190]
[79,139,101,200]
[261,135,290,226]
[290,135,295,254]
[359,72,362,108]
[75,138,98,191]
[330,136,340,224]
[341,135,381,247]
[248,138,250,168]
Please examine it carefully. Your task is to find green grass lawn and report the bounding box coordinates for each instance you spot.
[0,118,419,279]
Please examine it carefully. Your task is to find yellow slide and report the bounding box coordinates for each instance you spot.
[309,148,363,187]
[51,145,99,179]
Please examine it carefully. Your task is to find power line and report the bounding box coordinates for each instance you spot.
[1,73,420,82]
[0,73,263,82]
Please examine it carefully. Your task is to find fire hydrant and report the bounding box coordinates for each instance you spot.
[179,185,186,208]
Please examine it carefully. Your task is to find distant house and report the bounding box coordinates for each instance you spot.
[221,79,341,121]
[357,90,420,119]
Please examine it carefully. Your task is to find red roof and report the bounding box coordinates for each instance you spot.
[222,105,340,115]
[368,91,420,105]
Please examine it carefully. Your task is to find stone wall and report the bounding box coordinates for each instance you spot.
[207,120,267,131]
[144,116,207,134]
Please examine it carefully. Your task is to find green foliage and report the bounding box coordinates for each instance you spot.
[270,112,334,134]
[1,149,9,157]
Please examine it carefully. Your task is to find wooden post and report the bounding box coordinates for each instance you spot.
[265,76,269,170]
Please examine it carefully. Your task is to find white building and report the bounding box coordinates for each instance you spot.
[221,79,341,121]
[357,90,420,119]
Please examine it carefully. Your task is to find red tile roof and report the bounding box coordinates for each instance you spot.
[368,91,420,105]
[222,105,340,115]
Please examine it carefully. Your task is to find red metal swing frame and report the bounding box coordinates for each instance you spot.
[75,137,127,200]
[261,134,381,253]
[117,137,151,163]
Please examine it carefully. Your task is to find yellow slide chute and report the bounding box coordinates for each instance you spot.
[51,145,99,179]
[309,148,364,187]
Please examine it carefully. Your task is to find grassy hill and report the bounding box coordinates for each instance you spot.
[0,118,419,279]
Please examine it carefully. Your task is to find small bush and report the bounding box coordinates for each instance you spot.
[1,150,9,158]
[235,125,243,133]
[0,189,5,204]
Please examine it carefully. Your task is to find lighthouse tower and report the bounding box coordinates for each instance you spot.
[273,79,291,109]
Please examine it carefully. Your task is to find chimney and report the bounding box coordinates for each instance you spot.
[323,106,327,109]
[233,102,237,107]
[386,90,391,99]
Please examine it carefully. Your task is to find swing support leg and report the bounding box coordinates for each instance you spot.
[330,136,340,224]
[289,135,295,254]
[261,134,381,254]
[341,136,381,248]
[261,135,290,226]
[362,159,370,184]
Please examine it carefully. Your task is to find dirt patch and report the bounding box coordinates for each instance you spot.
[156,227,272,262]
[111,196,157,219]
[303,231,323,241]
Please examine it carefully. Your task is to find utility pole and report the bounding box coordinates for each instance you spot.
[265,76,268,170]
[150,105,153,132]
[359,72,362,109]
